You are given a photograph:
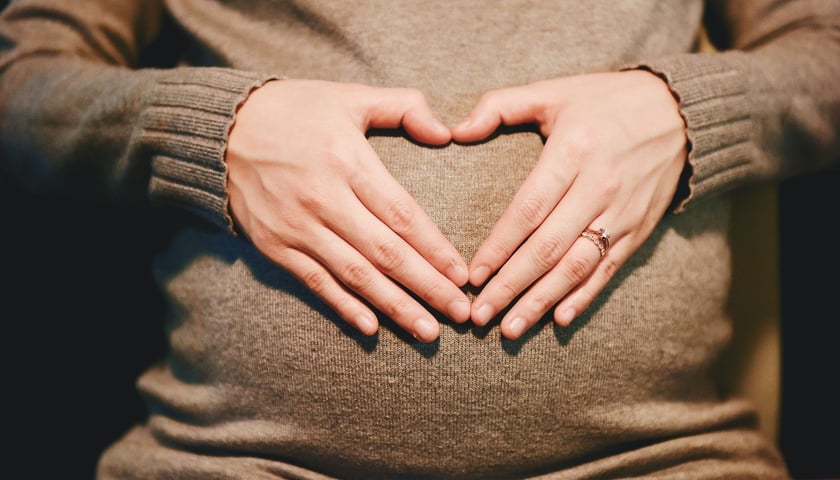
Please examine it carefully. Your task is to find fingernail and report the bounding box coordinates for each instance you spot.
[557,307,576,326]
[357,315,377,335]
[473,303,495,326]
[448,299,471,323]
[470,266,491,286]
[507,316,527,338]
[449,261,469,286]
[414,318,439,342]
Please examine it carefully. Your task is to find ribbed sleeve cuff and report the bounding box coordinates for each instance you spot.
[624,52,753,213]
[143,68,280,233]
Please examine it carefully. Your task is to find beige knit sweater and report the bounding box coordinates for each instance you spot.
[2,1,839,478]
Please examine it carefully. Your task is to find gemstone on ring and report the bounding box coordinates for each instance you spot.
[598,228,610,251]
[581,228,610,257]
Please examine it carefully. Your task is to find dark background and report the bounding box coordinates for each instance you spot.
[2,1,838,479]
[777,169,840,480]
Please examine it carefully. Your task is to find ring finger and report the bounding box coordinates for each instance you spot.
[499,225,613,340]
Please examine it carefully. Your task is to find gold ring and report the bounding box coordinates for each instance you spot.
[581,228,610,257]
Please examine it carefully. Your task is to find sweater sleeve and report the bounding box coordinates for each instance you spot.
[628,0,840,213]
[0,1,279,232]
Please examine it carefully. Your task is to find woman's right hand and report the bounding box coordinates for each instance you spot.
[225,79,469,343]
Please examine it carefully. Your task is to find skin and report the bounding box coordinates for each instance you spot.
[226,70,687,343]
[451,70,688,340]
[226,79,470,343]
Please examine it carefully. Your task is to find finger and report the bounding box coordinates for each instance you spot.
[498,236,604,340]
[467,134,575,288]
[277,248,379,336]
[329,188,471,324]
[553,235,626,328]
[470,167,608,327]
[450,85,545,143]
[305,226,442,343]
[351,146,469,287]
[363,87,451,145]
[470,207,590,327]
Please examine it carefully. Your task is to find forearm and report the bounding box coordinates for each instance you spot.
[631,0,840,212]
[0,1,277,230]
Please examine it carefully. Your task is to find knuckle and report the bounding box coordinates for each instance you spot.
[380,296,411,320]
[301,268,332,295]
[341,262,374,291]
[562,253,594,284]
[372,240,405,273]
[386,199,415,233]
[297,187,328,213]
[601,257,619,279]
[487,238,512,261]
[248,226,282,252]
[497,280,521,302]
[330,293,357,316]
[419,280,445,304]
[517,197,547,229]
[527,293,555,317]
[562,125,599,163]
[533,233,564,269]
[255,234,303,264]
[280,213,308,237]
[596,174,621,198]
[318,143,348,169]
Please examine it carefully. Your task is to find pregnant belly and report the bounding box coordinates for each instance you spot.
[141,133,735,477]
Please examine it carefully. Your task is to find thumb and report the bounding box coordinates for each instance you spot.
[364,87,451,145]
[451,86,546,143]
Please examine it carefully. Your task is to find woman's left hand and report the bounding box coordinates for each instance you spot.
[451,70,688,340]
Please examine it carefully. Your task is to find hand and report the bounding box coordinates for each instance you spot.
[451,70,687,340]
[226,79,470,343]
